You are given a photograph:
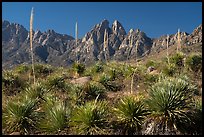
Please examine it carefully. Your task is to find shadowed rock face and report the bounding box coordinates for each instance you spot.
[2,20,202,69]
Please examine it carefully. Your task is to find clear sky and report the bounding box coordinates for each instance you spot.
[2,2,202,39]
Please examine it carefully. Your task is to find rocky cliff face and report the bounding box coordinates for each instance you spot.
[2,20,202,69]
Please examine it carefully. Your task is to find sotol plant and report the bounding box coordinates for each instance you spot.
[70,97,109,135]
[144,76,197,135]
[3,97,40,134]
[113,95,149,135]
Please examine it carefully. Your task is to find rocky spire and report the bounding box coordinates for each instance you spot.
[112,20,126,36]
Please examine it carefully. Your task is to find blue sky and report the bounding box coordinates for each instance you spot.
[2,2,202,39]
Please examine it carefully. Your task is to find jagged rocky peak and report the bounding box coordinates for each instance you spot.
[33,29,42,40]
[100,19,109,29]
[191,24,202,35]
[93,19,109,32]
[129,28,134,34]
[46,29,56,35]
[2,20,10,27]
[112,20,126,36]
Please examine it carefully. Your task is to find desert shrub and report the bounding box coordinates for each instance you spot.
[93,62,104,73]
[145,60,159,68]
[2,71,27,95]
[15,64,30,74]
[177,97,202,135]
[169,52,185,68]
[82,82,106,100]
[162,63,177,76]
[144,77,197,135]
[185,53,202,72]
[121,64,135,78]
[72,62,85,76]
[34,64,54,77]
[38,100,70,133]
[108,68,124,81]
[113,95,149,135]
[99,74,122,92]
[46,75,67,92]
[70,99,109,135]
[3,97,41,134]
[22,82,48,101]
[144,73,159,85]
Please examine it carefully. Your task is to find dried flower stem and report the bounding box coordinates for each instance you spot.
[177,28,181,53]
[166,34,170,64]
[75,21,79,63]
[103,29,108,63]
[30,7,35,85]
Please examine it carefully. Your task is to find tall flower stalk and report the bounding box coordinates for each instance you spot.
[166,34,170,64]
[103,29,108,63]
[30,7,35,85]
[130,40,139,94]
[177,28,181,53]
[75,21,79,63]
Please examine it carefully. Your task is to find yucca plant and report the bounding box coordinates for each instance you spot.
[99,74,122,92]
[169,52,185,68]
[15,64,30,74]
[34,64,54,78]
[46,75,67,92]
[70,98,109,135]
[94,62,104,73]
[185,53,202,73]
[72,62,85,77]
[2,70,27,96]
[113,95,149,135]
[39,101,70,134]
[79,82,106,101]
[22,82,48,101]
[3,97,40,134]
[177,97,202,135]
[144,77,196,135]
[162,63,176,77]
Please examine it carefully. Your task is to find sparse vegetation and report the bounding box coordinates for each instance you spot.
[2,50,202,135]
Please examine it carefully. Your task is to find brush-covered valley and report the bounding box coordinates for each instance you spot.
[2,42,202,135]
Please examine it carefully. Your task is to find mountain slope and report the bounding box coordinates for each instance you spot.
[2,20,202,69]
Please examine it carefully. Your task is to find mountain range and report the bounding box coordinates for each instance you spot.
[2,20,202,69]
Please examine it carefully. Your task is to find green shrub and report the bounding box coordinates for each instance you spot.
[70,99,109,135]
[144,77,197,135]
[145,60,158,68]
[39,101,70,133]
[113,95,149,135]
[15,64,30,74]
[162,63,176,76]
[22,82,48,101]
[34,64,54,77]
[94,62,104,73]
[169,52,185,68]
[144,73,159,85]
[72,62,85,76]
[3,98,40,134]
[185,53,202,72]
[2,71,27,95]
[83,82,106,100]
[46,75,66,91]
[99,74,122,92]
